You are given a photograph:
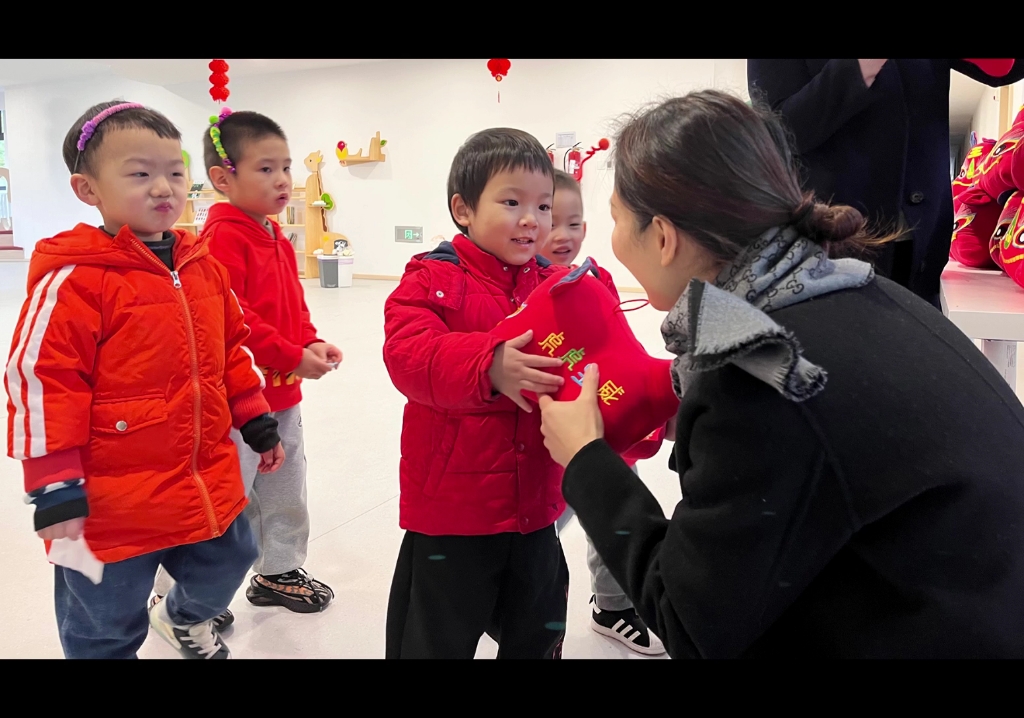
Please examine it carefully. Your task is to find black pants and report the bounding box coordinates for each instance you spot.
[385,526,569,659]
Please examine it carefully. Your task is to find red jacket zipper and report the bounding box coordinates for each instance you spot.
[130,239,221,537]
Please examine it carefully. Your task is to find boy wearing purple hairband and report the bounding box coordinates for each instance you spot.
[4,100,283,660]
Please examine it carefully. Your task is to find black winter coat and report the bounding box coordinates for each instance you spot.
[747,59,1024,305]
[563,277,1024,658]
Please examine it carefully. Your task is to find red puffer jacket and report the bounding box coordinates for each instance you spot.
[383,235,567,536]
[203,202,322,413]
[5,224,269,563]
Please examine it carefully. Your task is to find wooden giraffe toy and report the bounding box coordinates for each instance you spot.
[302,151,346,278]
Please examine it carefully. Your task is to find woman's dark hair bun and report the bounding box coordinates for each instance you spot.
[791,194,866,247]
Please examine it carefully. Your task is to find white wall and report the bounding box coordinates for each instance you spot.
[2,76,208,255]
[971,85,1001,143]
[1012,80,1024,119]
[162,59,750,285]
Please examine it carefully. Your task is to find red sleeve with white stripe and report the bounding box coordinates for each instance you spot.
[5,265,99,494]
[217,262,272,429]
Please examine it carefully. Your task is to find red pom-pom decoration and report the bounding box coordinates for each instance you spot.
[209,59,230,103]
[487,58,511,81]
[598,138,610,150]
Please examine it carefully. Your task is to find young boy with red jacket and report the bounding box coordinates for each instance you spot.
[542,170,666,656]
[154,110,341,615]
[5,101,283,660]
[383,128,570,659]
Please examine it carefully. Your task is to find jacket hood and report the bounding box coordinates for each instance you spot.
[203,202,279,242]
[27,223,205,289]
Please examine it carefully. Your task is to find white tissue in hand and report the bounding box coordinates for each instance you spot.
[48,537,104,585]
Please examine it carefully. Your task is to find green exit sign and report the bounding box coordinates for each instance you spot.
[396,226,423,243]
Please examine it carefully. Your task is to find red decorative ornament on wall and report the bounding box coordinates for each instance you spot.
[487,58,511,103]
[209,59,230,103]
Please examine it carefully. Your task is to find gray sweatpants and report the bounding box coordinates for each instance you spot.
[154,405,311,595]
[555,464,640,612]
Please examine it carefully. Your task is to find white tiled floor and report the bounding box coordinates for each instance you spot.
[0,273,681,659]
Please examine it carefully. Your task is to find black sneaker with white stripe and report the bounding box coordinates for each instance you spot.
[590,596,666,656]
[149,598,231,659]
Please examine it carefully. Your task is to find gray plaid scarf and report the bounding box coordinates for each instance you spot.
[660,225,874,402]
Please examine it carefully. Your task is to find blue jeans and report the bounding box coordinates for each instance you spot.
[54,515,257,659]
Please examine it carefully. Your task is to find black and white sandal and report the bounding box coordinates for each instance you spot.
[245,568,334,613]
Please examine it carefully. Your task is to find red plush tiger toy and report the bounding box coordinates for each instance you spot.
[951,139,1000,268]
[491,258,679,456]
[950,106,1024,285]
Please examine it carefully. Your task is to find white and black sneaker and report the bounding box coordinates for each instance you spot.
[149,598,231,659]
[590,596,666,656]
[149,594,234,632]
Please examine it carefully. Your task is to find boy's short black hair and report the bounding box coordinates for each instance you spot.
[204,110,287,175]
[553,169,582,200]
[62,100,181,175]
[447,128,554,234]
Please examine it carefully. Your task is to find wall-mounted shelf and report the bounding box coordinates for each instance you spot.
[338,131,387,167]
[340,156,378,166]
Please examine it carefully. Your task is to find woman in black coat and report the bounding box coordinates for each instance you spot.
[538,90,1024,659]
[747,59,1024,308]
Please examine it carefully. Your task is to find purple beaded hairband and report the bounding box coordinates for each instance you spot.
[73,103,145,172]
[209,107,235,173]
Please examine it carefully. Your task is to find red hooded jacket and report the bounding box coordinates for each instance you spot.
[383,235,568,536]
[4,224,269,563]
[203,202,321,412]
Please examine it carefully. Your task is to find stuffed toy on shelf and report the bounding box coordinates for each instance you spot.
[949,105,1024,289]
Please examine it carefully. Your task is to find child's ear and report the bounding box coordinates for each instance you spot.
[208,165,232,194]
[451,193,473,230]
[70,174,100,207]
[582,220,587,238]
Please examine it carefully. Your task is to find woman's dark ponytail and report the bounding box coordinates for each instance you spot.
[791,193,898,257]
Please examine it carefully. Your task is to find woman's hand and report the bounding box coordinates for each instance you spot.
[538,363,605,467]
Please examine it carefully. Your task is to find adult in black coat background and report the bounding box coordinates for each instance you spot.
[747,59,1024,307]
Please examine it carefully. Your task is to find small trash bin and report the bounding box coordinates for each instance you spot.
[317,255,339,288]
[338,257,354,287]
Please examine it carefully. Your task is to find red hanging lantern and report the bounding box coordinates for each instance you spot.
[486,58,511,103]
[209,59,230,103]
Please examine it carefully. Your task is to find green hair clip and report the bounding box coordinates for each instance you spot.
[209,108,235,173]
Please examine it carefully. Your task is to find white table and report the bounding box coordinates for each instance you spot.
[940,262,1024,391]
